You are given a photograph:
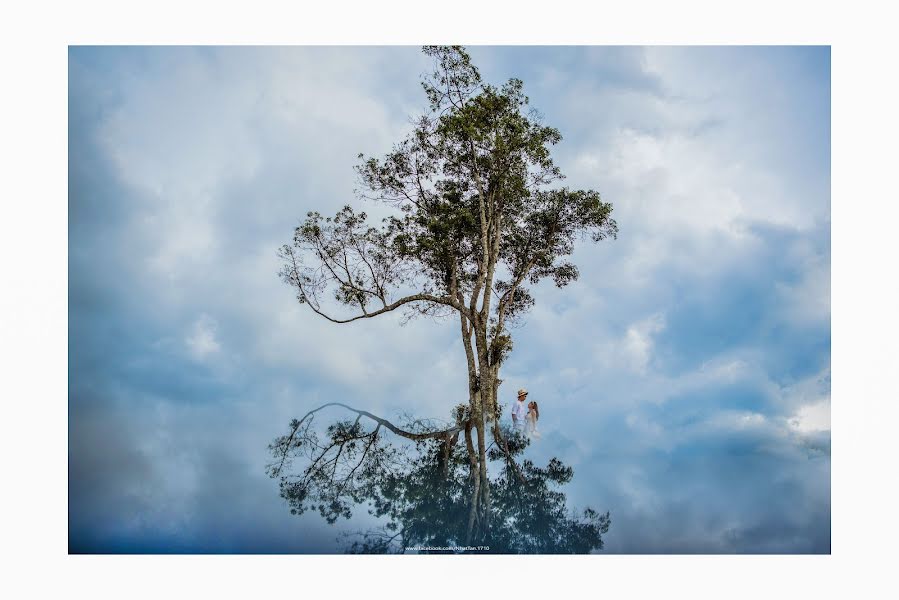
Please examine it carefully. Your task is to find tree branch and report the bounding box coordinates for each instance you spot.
[287,242,471,325]
[281,402,467,458]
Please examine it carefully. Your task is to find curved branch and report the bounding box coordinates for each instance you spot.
[283,402,466,455]
[271,402,468,480]
[301,292,471,324]
[284,247,471,324]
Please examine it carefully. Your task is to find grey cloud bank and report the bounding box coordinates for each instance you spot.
[69,46,830,553]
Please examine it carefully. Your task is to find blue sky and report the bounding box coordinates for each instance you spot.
[69,46,830,553]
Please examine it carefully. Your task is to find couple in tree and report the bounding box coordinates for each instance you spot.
[511,388,541,439]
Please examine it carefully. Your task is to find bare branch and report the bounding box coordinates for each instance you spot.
[278,402,467,459]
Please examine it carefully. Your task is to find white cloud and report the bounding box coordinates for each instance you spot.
[186,314,220,360]
[561,47,828,302]
[778,367,831,413]
[622,312,666,374]
[788,400,831,433]
[95,47,421,285]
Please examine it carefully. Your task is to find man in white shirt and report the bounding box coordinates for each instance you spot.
[511,388,529,433]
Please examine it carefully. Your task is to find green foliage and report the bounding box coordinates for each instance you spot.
[279,45,616,327]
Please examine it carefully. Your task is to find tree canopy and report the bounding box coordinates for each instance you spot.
[279,45,616,330]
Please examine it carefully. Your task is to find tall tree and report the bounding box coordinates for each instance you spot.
[278,46,617,545]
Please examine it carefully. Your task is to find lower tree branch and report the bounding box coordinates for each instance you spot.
[272,402,469,477]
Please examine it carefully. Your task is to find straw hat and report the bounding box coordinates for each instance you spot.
[517,388,528,397]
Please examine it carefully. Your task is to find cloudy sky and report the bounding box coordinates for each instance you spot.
[69,46,830,553]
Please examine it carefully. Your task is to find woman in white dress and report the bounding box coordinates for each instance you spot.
[526,401,541,439]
